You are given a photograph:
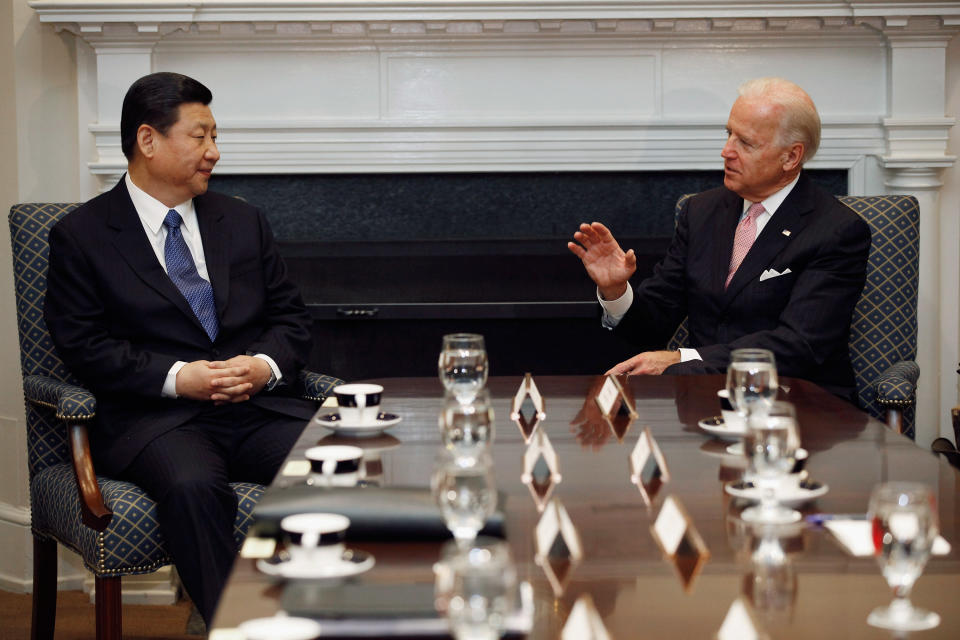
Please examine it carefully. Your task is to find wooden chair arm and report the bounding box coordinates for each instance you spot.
[68,422,113,531]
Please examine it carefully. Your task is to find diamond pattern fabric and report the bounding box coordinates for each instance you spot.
[31,463,263,574]
[163,210,219,341]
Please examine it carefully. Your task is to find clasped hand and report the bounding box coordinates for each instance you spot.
[175,355,273,404]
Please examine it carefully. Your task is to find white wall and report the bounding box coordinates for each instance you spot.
[0,0,86,593]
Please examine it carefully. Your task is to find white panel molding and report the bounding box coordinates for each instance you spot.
[0,501,30,527]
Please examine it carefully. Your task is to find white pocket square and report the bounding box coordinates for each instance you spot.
[759,268,792,282]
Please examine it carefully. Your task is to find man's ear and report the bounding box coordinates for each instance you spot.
[781,142,804,172]
[136,124,157,159]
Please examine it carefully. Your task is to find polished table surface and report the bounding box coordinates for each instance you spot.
[211,375,960,638]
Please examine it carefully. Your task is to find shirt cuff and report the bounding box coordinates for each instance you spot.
[164,361,188,398]
[678,348,702,363]
[253,354,282,390]
[598,286,634,329]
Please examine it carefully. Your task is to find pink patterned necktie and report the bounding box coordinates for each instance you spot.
[725,202,765,290]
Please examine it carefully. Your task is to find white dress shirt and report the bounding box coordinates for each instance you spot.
[597,173,801,362]
[124,174,282,397]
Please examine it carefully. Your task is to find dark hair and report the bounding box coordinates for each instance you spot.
[120,72,213,160]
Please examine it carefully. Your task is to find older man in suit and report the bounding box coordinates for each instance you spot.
[45,72,318,624]
[569,78,871,400]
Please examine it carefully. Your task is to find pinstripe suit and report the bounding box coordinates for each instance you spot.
[614,172,871,400]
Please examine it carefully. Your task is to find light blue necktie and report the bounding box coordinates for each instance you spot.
[163,210,219,341]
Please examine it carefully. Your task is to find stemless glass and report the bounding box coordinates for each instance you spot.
[727,348,778,420]
[440,391,495,464]
[866,482,941,631]
[444,539,518,640]
[439,333,489,403]
[432,451,497,545]
[741,408,800,524]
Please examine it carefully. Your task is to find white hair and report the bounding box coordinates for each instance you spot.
[738,77,821,164]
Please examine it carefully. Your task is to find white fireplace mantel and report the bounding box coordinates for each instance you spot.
[29,0,960,445]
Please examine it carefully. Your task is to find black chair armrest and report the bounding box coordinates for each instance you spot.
[299,370,344,403]
[23,375,111,531]
[875,361,919,408]
[874,361,919,435]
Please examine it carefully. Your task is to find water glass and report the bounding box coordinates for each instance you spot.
[440,391,495,464]
[439,333,489,403]
[726,348,778,420]
[867,482,941,631]
[741,410,800,524]
[444,539,518,640]
[432,451,497,544]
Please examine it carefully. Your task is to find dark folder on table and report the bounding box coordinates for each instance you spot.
[250,485,506,541]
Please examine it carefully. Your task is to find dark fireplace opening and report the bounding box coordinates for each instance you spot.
[208,170,847,381]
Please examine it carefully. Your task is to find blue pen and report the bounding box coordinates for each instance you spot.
[805,513,868,526]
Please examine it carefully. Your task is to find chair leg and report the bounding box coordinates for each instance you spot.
[886,408,903,435]
[31,536,57,640]
[95,575,122,640]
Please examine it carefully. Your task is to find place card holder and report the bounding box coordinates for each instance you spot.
[594,374,638,442]
[717,596,766,640]
[560,594,613,640]
[511,373,546,442]
[629,426,670,507]
[534,498,583,597]
[521,429,562,512]
[650,495,710,593]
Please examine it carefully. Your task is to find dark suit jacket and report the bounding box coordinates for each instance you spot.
[45,179,317,476]
[614,172,871,400]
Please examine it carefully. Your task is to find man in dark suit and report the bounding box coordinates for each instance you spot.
[45,72,318,624]
[568,78,871,400]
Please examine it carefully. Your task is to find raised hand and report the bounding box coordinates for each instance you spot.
[567,222,637,300]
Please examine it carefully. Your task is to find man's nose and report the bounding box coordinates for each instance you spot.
[721,139,735,159]
[206,140,220,162]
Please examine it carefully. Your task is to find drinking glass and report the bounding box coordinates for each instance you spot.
[432,451,497,545]
[440,391,495,465]
[726,348,778,421]
[741,409,800,524]
[444,539,518,640]
[866,482,941,631]
[439,333,489,403]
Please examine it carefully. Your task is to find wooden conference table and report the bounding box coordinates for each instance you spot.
[210,375,960,638]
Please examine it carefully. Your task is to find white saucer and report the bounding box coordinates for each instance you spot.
[725,478,829,508]
[238,616,322,640]
[256,549,375,579]
[698,416,747,441]
[314,412,402,437]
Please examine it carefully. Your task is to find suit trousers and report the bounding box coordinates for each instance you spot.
[118,402,308,624]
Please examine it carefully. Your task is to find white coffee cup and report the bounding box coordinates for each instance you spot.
[334,383,383,425]
[717,389,746,431]
[305,445,364,487]
[238,616,321,640]
[280,512,350,565]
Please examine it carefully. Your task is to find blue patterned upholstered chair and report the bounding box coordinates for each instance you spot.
[9,203,343,640]
[667,194,920,436]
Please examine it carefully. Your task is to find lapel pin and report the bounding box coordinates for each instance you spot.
[782,230,792,237]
